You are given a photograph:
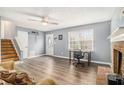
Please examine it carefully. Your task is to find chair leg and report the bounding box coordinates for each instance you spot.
[77,59,80,63]
[73,59,83,67]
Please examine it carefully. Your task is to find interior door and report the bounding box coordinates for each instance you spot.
[17,31,29,59]
[46,34,54,55]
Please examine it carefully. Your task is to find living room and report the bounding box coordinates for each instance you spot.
[0,7,124,86]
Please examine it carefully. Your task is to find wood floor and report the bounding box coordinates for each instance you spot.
[16,55,100,85]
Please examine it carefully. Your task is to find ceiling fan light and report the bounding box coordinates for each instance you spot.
[42,22,48,26]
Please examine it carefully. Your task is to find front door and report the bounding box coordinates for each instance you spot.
[46,34,54,55]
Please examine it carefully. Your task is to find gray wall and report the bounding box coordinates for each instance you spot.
[16,26,45,56]
[28,32,45,56]
[45,21,111,63]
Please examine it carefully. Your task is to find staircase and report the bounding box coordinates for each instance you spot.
[1,39,19,62]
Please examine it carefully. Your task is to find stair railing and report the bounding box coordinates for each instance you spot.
[13,37,24,60]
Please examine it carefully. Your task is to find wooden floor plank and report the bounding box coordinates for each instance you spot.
[16,55,102,85]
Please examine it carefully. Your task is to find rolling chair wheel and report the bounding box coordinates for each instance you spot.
[72,62,75,65]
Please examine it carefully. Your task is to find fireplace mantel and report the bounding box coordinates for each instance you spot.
[109,27,124,42]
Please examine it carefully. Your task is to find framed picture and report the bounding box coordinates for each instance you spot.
[58,35,63,40]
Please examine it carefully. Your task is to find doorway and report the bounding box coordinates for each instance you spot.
[17,31,29,59]
[46,34,54,55]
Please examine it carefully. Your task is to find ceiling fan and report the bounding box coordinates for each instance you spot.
[28,16,59,26]
[16,10,59,26]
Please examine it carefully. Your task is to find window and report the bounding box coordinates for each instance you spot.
[68,28,94,51]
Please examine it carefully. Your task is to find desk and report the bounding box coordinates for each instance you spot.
[69,50,91,66]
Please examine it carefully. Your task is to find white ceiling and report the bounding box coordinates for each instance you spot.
[0,7,116,31]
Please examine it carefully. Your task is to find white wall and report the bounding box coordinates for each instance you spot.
[0,16,1,62]
[1,19,15,39]
[0,16,1,39]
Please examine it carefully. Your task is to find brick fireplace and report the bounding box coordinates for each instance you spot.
[112,41,124,78]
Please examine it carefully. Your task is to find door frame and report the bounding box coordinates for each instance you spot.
[46,33,54,55]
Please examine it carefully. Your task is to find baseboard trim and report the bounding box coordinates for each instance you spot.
[25,54,112,66]
[15,54,45,64]
[48,54,112,66]
[91,60,111,66]
[26,54,45,59]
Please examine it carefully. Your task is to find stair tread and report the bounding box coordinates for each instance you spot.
[1,46,13,47]
[1,42,12,44]
[1,57,19,60]
[1,51,15,53]
[1,54,18,59]
[1,49,16,54]
[1,51,15,55]
[1,41,12,43]
[1,47,14,49]
[1,58,19,62]
[1,48,15,51]
[1,44,13,47]
[1,39,19,62]
[1,39,11,41]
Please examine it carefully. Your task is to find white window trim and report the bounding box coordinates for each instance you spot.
[68,28,94,51]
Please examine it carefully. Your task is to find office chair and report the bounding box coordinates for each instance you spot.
[73,51,84,67]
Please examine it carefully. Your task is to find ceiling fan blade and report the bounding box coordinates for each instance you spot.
[28,18,41,22]
[40,15,59,22]
[17,11,42,18]
[48,16,59,21]
[48,22,58,25]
